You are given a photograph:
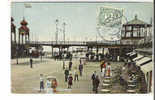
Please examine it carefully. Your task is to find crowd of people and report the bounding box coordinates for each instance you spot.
[90,60,112,93]
[38,57,113,94]
[64,58,83,89]
[100,61,112,78]
[39,74,58,93]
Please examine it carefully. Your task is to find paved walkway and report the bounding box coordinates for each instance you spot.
[11,57,124,94]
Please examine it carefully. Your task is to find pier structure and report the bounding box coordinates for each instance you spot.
[18,18,30,45]
[121,14,152,45]
[11,17,17,58]
[25,40,136,59]
[11,15,152,59]
[11,17,16,44]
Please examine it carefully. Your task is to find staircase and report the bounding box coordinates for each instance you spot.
[100,76,112,93]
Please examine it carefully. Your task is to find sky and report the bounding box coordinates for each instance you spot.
[11,2,153,51]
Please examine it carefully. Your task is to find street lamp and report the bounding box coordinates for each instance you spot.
[16,45,19,64]
[55,19,59,44]
[40,47,43,61]
[63,22,66,44]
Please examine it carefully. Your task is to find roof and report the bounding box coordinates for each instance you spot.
[126,52,136,56]
[20,19,28,25]
[133,54,144,61]
[135,48,152,54]
[124,15,151,26]
[136,57,152,66]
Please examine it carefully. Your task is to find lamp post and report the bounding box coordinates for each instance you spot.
[40,47,43,61]
[29,48,33,68]
[95,35,97,43]
[16,45,19,64]
[55,19,59,44]
[63,22,66,44]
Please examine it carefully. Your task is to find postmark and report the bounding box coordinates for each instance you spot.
[97,6,125,41]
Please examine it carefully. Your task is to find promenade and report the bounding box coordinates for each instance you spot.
[11,57,124,94]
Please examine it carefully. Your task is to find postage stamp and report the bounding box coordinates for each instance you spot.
[97,6,124,41]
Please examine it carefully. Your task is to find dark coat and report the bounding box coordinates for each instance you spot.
[68,76,73,85]
[64,70,69,76]
[91,74,96,80]
[30,59,33,64]
[79,64,83,71]
[94,78,100,88]
[69,61,72,68]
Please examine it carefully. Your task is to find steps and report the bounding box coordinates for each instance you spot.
[126,80,137,93]
[100,76,112,93]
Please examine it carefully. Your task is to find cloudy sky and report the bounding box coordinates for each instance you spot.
[11,2,153,51]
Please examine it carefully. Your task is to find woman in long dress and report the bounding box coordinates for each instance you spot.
[106,62,111,77]
[101,68,105,77]
[46,79,53,93]
[101,61,106,77]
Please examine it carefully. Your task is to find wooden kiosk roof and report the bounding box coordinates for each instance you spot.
[123,15,152,27]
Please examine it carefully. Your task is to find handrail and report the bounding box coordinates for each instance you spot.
[25,41,137,46]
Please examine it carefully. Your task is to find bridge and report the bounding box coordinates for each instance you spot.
[25,41,136,48]
[13,40,138,59]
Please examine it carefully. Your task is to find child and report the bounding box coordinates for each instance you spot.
[40,74,44,92]
[68,74,73,88]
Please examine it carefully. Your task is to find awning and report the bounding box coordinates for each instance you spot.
[127,52,135,56]
[130,52,136,56]
[126,52,137,60]
[140,62,153,74]
[126,52,137,56]
[133,54,144,61]
[136,57,152,66]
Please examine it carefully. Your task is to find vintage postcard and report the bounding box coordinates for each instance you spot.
[11,1,153,94]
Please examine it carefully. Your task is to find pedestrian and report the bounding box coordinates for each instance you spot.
[101,61,106,77]
[94,75,100,93]
[63,60,65,70]
[30,58,33,68]
[79,63,83,76]
[91,71,96,91]
[117,56,120,62]
[74,67,79,81]
[40,74,44,92]
[64,67,69,82]
[46,79,52,93]
[100,61,104,72]
[106,62,111,77]
[52,79,58,93]
[68,74,73,88]
[69,60,73,70]
[89,55,91,61]
[99,55,101,61]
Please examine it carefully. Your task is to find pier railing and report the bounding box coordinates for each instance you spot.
[26,41,122,46]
